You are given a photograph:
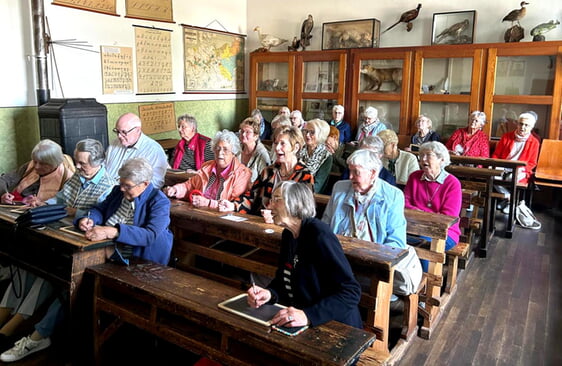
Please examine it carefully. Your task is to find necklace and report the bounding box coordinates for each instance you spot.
[424,180,440,208]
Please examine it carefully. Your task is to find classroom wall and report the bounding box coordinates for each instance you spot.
[0,0,561,172]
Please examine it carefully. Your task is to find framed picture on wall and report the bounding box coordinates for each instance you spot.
[431,10,476,45]
[322,18,380,50]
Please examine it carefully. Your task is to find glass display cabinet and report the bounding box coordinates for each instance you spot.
[249,50,347,123]
[410,47,484,140]
[483,43,562,140]
[349,49,413,135]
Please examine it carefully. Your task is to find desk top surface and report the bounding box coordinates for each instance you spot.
[88,261,375,366]
[449,155,526,168]
[0,207,112,251]
[170,201,408,269]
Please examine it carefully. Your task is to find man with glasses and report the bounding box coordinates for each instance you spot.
[105,113,168,189]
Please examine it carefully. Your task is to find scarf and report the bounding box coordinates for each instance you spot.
[14,157,73,201]
[171,133,209,170]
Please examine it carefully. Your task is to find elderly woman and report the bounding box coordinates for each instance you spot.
[219,126,313,216]
[251,108,271,141]
[0,139,115,362]
[326,126,347,178]
[322,149,422,298]
[299,119,333,193]
[169,114,214,173]
[77,157,173,265]
[445,111,490,157]
[164,130,251,209]
[289,110,306,129]
[355,106,387,142]
[0,139,74,207]
[404,141,462,259]
[358,136,396,186]
[492,112,540,185]
[239,117,271,183]
[406,115,441,151]
[378,129,419,187]
[248,181,362,329]
[329,105,352,143]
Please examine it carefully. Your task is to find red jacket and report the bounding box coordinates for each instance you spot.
[492,131,539,184]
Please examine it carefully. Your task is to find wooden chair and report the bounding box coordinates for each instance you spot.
[530,139,562,206]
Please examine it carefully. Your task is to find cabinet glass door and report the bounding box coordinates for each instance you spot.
[302,61,339,93]
[257,62,289,92]
[421,58,473,95]
[494,56,555,96]
[419,102,470,139]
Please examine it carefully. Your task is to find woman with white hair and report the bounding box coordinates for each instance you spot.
[492,112,540,184]
[289,110,306,129]
[299,119,333,192]
[322,149,422,298]
[248,181,362,329]
[378,129,419,187]
[0,139,74,206]
[355,106,387,142]
[445,111,490,157]
[170,114,214,173]
[404,141,462,264]
[407,115,441,149]
[329,105,352,143]
[164,129,252,209]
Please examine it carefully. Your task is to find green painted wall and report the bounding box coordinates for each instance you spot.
[0,98,248,173]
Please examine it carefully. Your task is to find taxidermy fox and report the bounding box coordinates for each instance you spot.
[360,64,402,91]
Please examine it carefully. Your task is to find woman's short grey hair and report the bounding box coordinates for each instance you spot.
[212,129,241,155]
[306,119,330,144]
[251,108,263,119]
[359,135,384,155]
[119,158,153,184]
[177,114,197,129]
[332,104,344,113]
[419,141,451,167]
[275,181,316,219]
[519,112,537,126]
[364,106,378,119]
[290,110,304,125]
[470,111,487,124]
[75,139,105,167]
[31,139,64,167]
[377,129,399,145]
[346,149,382,173]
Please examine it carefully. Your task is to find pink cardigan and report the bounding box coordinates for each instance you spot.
[404,170,462,244]
[172,158,251,208]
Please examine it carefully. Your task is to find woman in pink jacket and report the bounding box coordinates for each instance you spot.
[164,130,252,209]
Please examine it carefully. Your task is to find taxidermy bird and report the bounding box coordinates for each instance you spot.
[288,37,300,51]
[435,19,470,44]
[502,2,529,26]
[254,26,288,51]
[300,14,314,50]
[530,19,560,41]
[382,3,422,34]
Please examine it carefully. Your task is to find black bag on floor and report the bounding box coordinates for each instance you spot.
[15,204,67,227]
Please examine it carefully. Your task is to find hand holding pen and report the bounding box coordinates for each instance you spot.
[247,276,271,308]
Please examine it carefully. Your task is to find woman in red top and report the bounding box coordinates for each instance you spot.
[445,111,490,158]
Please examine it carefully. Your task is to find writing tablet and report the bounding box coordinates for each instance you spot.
[218,293,285,326]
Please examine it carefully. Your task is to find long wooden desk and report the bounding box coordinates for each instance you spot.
[169,201,407,358]
[0,207,112,307]
[88,261,376,366]
[449,155,527,239]
[445,165,503,257]
[164,169,195,187]
[315,193,459,339]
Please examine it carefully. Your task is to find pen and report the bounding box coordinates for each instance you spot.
[250,272,257,306]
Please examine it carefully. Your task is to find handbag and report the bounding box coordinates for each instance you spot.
[393,246,423,296]
[515,200,541,230]
[15,204,68,227]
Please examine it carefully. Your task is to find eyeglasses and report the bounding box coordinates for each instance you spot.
[119,182,142,191]
[419,152,438,160]
[302,129,315,136]
[113,126,138,136]
[214,146,232,154]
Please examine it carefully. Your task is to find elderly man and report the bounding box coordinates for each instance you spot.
[329,105,352,143]
[170,114,213,173]
[492,112,540,185]
[105,113,168,189]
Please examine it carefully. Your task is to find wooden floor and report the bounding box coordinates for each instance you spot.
[6,205,562,366]
[397,205,562,366]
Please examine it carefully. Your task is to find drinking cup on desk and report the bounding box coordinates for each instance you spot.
[261,209,273,224]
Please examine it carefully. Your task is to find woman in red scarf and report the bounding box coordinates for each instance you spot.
[446,111,490,158]
[170,114,213,172]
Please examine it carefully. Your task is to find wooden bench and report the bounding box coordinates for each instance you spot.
[170,201,405,360]
[88,260,376,366]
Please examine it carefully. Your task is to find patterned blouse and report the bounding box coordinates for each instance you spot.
[234,162,314,215]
